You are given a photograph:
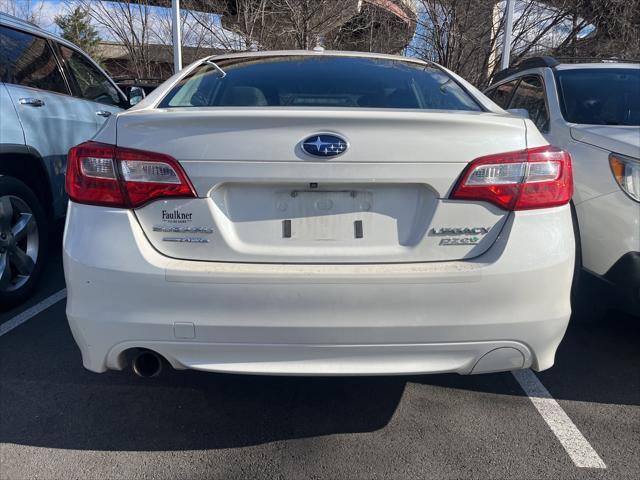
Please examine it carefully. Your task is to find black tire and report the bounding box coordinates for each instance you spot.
[0,176,49,310]
[569,202,606,323]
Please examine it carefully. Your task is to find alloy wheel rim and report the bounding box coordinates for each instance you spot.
[0,195,39,293]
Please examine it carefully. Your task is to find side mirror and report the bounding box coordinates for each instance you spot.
[507,108,530,119]
[128,86,145,107]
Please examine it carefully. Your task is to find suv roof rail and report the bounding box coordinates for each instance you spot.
[491,56,560,84]
[0,11,41,29]
[554,56,640,64]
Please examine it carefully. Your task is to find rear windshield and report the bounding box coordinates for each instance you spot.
[158,55,482,111]
[555,68,640,126]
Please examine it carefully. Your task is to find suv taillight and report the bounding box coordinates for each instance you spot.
[450,146,573,210]
[66,142,196,208]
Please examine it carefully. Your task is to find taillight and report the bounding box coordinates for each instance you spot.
[450,146,573,210]
[66,142,196,208]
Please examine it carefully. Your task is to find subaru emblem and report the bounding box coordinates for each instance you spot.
[302,134,348,157]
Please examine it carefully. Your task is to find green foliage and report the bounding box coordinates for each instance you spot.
[55,7,101,59]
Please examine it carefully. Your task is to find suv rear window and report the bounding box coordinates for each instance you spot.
[555,68,640,126]
[159,56,482,111]
[0,26,68,95]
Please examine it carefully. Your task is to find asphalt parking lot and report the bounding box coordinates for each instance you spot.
[1,234,638,480]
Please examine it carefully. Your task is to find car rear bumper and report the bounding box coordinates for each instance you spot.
[63,202,575,375]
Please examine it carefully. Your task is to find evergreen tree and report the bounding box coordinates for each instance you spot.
[55,7,101,59]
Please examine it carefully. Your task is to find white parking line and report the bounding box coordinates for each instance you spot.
[0,289,67,337]
[512,368,606,469]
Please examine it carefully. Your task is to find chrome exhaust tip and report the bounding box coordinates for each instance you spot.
[132,350,163,378]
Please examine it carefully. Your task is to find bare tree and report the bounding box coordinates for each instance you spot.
[185,0,273,51]
[550,0,640,60]
[70,0,175,79]
[411,0,498,86]
[43,0,636,88]
[411,0,617,88]
[328,1,415,53]
[0,0,51,27]
[184,0,414,53]
[185,0,361,51]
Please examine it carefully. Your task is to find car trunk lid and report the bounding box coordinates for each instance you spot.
[119,109,525,263]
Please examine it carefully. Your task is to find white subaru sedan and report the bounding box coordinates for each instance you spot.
[63,51,574,378]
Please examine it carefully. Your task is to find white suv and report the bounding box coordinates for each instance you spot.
[485,57,639,318]
[0,13,133,308]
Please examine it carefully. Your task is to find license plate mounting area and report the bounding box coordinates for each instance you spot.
[276,189,372,241]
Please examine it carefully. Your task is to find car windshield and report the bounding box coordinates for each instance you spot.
[555,68,640,126]
[159,55,482,111]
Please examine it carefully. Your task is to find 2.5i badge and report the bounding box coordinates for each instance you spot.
[439,237,480,246]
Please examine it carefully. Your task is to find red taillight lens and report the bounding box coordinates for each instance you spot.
[66,142,196,208]
[450,146,573,210]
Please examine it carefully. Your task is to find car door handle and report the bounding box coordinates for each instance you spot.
[95,110,112,118]
[19,98,45,107]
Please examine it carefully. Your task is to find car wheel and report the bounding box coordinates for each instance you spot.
[0,176,48,310]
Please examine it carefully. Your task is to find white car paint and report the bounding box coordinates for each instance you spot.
[485,63,640,279]
[570,125,640,159]
[63,51,575,375]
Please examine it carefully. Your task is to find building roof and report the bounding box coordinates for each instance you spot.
[96,41,222,65]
